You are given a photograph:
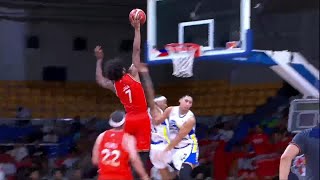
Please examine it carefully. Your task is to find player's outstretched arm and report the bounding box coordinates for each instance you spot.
[152,107,173,126]
[279,143,300,179]
[128,18,142,80]
[91,132,104,165]
[136,63,161,125]
[165,116,196,151]
[94,46,115,93]
[131,18,141,68]
[123,134,150,180]
[137,63,155,108]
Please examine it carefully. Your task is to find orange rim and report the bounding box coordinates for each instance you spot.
[165,43,201,57]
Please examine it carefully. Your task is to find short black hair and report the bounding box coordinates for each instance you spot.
[180,95,192,99]
[102,58,126,81]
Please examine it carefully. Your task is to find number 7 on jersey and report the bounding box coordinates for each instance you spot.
[125,89,132,103]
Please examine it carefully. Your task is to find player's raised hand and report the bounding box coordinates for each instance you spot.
[94,46,104,60]
[131,17,141,30]
[157,149,172,164]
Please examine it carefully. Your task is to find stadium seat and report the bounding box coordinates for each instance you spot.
[0,80,281,118]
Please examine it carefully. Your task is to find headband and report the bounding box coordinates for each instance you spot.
[154,96,167,102]
[109,117,125,128]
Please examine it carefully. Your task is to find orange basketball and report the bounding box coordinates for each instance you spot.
[129,8,146,25]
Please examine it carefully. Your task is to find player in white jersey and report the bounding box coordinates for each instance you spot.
[148,95,173,180]
[135,63,197,180]
[153,95,199,180]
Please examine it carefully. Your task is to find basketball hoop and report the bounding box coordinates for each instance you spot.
[165,43,201,78]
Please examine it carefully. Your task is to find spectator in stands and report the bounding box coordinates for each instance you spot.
[246,125,270,155]
[0,165,4,180]
[62,148,79,169]
[29,141,46,157]
[270,130,292,154]
[43,130,58,143]
[16,106,32,119]
[0,148,16,177]
[208,127,221,141]
[0,162,16,179]
[218,123,234,142]
[68,167,82,180]
[7,144,29,162]
[50,168,67,180]
[29,168,40,180]
[233,144,257,180]
[75,148,96,178]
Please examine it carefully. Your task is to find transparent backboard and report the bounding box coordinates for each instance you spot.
[147,0,253,63]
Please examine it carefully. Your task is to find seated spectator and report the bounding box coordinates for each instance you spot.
[246,125,270,155]
[50,168,67,180]
[270,130,292,154]
[29,141,47,157]
[62,149,79,169]
[67,167,83,180]
[0,160,16,178]
[218,123,234,142]
[29,168,40,180]
[7,144,29,162]
[208,127,221,141]
[0,166,4,180]
[16,106,32,119]
[43,130,58,143]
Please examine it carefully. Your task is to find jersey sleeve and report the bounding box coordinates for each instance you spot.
[291,131,307,155]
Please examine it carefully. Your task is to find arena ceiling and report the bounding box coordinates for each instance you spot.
[0,0,318,23]
[0,0,147,23]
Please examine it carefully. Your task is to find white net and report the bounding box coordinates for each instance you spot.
[168,49,196,78]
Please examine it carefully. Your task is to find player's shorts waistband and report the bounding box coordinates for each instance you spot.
[174,144,190,149]
[151,140,167,145]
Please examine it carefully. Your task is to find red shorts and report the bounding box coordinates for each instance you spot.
[98,174,133,180]
[124,112,151,151]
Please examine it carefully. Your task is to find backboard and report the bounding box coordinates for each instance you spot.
[146,0,253,64]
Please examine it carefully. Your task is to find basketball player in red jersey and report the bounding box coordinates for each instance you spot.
[92,110,150,180]
[94,16,151,167]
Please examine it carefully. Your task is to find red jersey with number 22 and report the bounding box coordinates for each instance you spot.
[98,130,133,180]
[114,73,148,115]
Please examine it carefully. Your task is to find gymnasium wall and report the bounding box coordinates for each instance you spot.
[0,10,318,84]
[0,20,140,81]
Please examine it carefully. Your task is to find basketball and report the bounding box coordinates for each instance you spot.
[129,9,146,25]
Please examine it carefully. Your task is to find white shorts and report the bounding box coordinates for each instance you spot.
[172,143,199,171]
[150,143,170,169]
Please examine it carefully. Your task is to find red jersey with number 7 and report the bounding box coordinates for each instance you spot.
[114,73,148,115]
[98,129,133,180]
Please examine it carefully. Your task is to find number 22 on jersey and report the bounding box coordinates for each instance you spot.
[125,89,132,103]
[101,148,121,167]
